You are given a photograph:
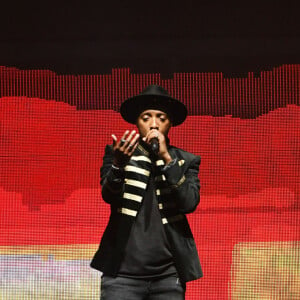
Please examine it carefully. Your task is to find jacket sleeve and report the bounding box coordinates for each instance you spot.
[100,145,125,204]
[161,154,201,214]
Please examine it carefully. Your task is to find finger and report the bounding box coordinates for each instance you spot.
[119,130,129,147]
[128,141,139,154]
[129,133,140,148]
[145,130,159,143]
[128,139,139,156]
[151,130,159,139]
[128,134,140,153]
[125,130,136,143]
[143,130,152,143]
[111,134,117,147]
[121,130,130,140]
[151,129,159,136]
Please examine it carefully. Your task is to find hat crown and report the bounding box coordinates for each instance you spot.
[120,84,187,126]
[140,85,171,97]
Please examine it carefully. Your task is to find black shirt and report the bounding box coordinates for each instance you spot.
[118,173,177,279]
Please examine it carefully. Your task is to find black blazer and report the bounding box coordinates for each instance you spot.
[91,142,203,283]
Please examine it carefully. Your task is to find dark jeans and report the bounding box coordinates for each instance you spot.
[100,275,186,300]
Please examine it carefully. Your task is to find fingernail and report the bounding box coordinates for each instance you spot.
[142,137,146,141]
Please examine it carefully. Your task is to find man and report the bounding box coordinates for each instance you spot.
[91,85,203,299]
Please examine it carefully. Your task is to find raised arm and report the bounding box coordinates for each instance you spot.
[100,130,139,204]
[162,154,201,214]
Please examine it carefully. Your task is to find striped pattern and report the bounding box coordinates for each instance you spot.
[155,174,166,182]
[131,155,151,163]
[118,147,151,217]
[125,165,150,176]
[176,175,186,187]
[155,160,165,166]
[118,207,138,217]
[178,159,185,167]
[158,202,176,210]
[123,192,143,202]
[124,179,147,189]
[157,187,172,195]
[118,145,187,226]
[162,214,184,224]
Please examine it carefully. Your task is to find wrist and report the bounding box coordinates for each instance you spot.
[112,159,126,169]
[111,164,124,170]
[161,152,172,165]
[110,164,125,181]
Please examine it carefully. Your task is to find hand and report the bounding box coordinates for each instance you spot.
[112,130,140,168]
[143,129,172,164]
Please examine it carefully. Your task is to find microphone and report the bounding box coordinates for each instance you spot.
[150,137,159,154]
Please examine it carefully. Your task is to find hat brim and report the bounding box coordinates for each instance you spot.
[120,94,187,126]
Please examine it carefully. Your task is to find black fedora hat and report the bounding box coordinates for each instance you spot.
[120,85,187,126]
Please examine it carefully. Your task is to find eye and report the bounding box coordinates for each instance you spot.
[142,116,149,121]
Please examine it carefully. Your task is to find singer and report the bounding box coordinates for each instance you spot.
[91,85,203,299]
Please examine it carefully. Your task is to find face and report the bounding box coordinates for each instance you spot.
[136,109,172,138]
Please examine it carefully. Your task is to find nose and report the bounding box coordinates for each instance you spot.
[150,117,159,130]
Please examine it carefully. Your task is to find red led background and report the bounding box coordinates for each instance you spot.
[0,65,299,299]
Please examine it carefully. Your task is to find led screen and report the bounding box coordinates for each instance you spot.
[0,65,299,299]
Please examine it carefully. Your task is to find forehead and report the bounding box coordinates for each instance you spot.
[139,109,168,116]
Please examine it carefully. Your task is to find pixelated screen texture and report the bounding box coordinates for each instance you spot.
[0,66,299,299]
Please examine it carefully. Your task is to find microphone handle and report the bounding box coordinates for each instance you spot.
[150,137,159,154]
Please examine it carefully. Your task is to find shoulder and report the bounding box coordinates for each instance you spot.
[168,145,201,165]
